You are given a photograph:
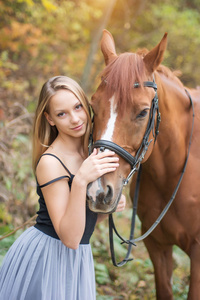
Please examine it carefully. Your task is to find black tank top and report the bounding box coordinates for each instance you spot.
[34,153,97,244]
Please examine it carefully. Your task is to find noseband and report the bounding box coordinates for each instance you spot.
[90,79,160,185]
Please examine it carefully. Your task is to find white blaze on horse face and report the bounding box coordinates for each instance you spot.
[101,95,117,141]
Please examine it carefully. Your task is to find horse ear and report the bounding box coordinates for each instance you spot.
[143,33,168,73]
[101,29,117,65]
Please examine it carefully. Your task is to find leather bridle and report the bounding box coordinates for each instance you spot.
[88,80,195,267]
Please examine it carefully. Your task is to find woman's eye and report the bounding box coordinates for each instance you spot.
[136,109,148,119]
[57,112,66,117]
[75,104,83,110]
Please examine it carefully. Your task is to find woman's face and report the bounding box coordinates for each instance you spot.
[45,89,88,139]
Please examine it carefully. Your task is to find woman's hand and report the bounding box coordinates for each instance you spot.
[96,194,126,224]
[76,148,119,185]
[115,194,126,212]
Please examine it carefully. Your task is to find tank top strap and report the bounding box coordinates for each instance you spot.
[40,153,73,177]
[39,175,70,188]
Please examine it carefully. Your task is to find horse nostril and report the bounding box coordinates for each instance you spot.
[104,185,113,204]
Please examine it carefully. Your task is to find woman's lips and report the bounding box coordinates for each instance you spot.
[71,124,83,131]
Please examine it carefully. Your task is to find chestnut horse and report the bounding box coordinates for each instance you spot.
[86,30,200,300]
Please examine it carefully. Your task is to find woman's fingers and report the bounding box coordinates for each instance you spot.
[77,149,120,184]
[98,165,118,176]
[115,194,126,212]
[90,148,98,156]
[92,156,119,174]
[98,157,119,164]
[91,149,117,159]
[91,150,119,164]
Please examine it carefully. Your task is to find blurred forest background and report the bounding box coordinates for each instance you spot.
[0,0,200,299]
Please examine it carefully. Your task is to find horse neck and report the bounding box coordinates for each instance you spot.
[146,73,191,176]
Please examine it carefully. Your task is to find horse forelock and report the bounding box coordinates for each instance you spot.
[100,52,147,115]
[99,50,184,116]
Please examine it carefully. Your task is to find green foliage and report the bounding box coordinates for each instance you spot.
[97,296,116,300]
[95,262,111,285]
[0,204,12,224]
[107,0,200,88]
[0,228,24,265]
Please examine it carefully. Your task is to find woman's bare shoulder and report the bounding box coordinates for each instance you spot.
[36,153,69,186]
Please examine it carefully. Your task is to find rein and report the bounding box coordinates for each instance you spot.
[90,81,195,267]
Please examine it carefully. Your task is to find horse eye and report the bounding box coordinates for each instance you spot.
[137,109,148,119]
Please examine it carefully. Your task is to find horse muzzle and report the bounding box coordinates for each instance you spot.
[86,177,123,213]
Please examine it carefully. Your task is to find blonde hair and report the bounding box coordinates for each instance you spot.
[32,76,92,173]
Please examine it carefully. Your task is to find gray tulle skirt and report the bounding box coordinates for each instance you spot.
[0,227,96,300]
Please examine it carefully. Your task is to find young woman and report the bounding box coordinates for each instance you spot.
[0,76,126,300]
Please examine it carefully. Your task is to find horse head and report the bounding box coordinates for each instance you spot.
[86,30,167,213]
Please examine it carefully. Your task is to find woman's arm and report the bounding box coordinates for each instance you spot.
[37,149,119,249]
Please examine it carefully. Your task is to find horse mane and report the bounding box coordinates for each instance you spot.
[100,49,184,114]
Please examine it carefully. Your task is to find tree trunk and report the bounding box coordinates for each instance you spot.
[81,0,117,93]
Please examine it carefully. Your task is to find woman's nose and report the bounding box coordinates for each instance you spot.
[70,112,79,123]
